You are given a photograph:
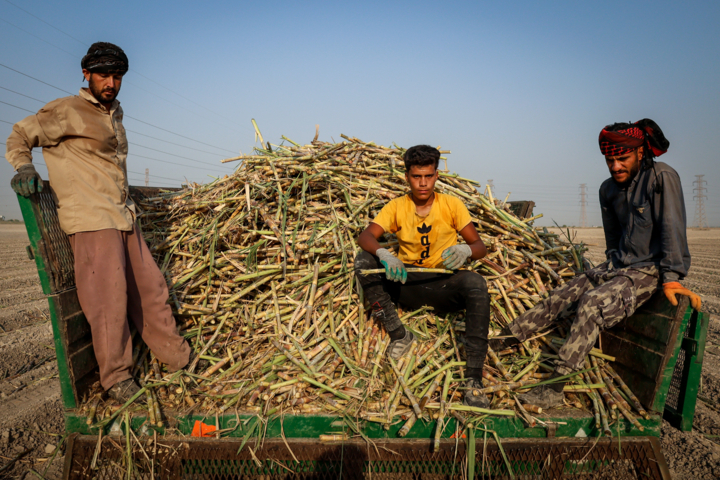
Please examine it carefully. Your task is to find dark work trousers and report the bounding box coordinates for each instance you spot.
[354,251,490,371]
[69,224,191,390]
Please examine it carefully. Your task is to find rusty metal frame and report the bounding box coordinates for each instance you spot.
[64,433,671,479]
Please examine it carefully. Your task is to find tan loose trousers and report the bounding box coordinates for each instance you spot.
[69,225,190,390]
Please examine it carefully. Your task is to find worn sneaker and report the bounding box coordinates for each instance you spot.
[488,325,520,352]
[516,384,565,410]
[108,378,143,404]
[463,378,490,409]
[387,330,415,361]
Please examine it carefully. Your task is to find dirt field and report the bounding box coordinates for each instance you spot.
[0,224,718,479]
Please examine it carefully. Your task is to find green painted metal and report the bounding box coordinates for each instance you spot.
[64,409,662,440]
[16,193,53,295]
[664,308,710,431]
[17,192,78,410]
[650,305,692,413]
[47,297,79,409]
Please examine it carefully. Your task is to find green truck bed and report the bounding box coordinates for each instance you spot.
[16,185,709,479]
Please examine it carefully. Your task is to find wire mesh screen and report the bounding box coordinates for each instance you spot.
[35,183,76,293]
[64,435,669,480]
[665,315,694,411]
[665,348,686,411]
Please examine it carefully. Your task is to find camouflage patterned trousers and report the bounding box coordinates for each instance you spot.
[508,261,660,375]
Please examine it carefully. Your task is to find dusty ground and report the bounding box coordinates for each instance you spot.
[0,224,64,480]
[0,224,718,479]
[563,227,720,479]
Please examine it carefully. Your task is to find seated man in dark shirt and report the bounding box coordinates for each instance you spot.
[492,119,701,409]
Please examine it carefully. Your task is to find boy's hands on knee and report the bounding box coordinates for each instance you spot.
[441,244,472,270]
[376,248,407,283]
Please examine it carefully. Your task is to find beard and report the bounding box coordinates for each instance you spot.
[612,162,642,186]
[88,76,120,104]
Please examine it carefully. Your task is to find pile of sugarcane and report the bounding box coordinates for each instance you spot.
[83,130,649,438]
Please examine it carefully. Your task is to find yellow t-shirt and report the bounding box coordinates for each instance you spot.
[372,193,473,268]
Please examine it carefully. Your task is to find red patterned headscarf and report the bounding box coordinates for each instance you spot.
[599,119,669,161]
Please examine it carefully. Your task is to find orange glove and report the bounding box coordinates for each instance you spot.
[663,282,701,310]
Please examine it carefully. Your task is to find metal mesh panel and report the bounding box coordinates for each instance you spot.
[36,184,75,293]
[28,185,176,296]
[665,348,685,410]
[665,315,693,411]
[64,435,669,480]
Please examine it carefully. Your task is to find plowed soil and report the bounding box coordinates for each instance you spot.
[563,227,720,479]
[0,224,718,479]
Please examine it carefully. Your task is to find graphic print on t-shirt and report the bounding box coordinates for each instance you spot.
[417,223,432,264]
[371,193,472,268]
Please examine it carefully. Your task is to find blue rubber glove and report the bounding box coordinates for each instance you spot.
[10,164,43,197]
[441,244,472,270]
[376,248,407,284]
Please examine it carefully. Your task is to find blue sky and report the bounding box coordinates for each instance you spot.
[1,0,719,226]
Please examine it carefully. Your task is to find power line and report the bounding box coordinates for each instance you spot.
[126,169,184,183]
[0,88,235,156]
[5,158,185,183]
[0,63,73,95]
[1,11,239,135]
[0,108,232,169]
[0,86,46,103]
[127,176,178,187]
[129,142,226,166]
[129,153,227,172]
[0,63,237,153]
[579,183,588,228]
[5,157,187,185]
[0,16,78,58]
[3,0,86,47]
[124,128,231,156]
[693,175,708,230]
[2,0,245,129]
[120,79,242,134]
[123,115,236,154]
[0,99,35,114]
[1,114,228,173]
[129,71,243,128]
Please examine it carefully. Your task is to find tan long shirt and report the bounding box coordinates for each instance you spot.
[5,88,135,235]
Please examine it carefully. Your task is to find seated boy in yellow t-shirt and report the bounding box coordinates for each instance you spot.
[355,145,491,408]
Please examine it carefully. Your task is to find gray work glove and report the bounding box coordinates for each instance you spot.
[376,248,407,284]
[11,164,43,197]
[441,244,472,270]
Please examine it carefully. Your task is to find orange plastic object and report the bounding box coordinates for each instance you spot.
[191,420,218,437]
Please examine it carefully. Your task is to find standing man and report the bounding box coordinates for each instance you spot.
[6,42,190,402]
[492,119,701,409]
[355,145,492,408]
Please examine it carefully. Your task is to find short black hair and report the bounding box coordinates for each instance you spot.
[403,145,440,171]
